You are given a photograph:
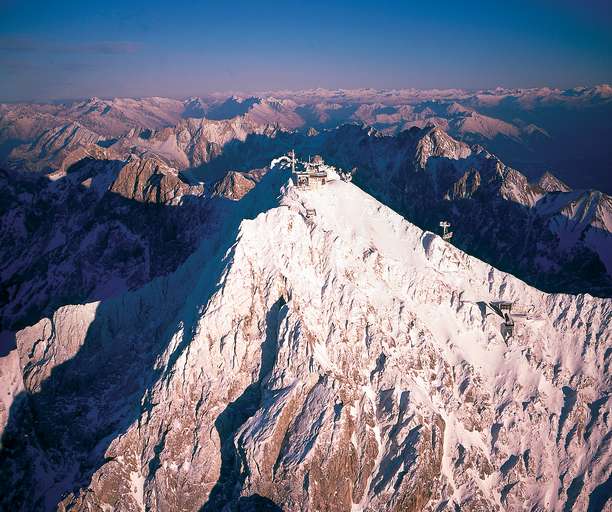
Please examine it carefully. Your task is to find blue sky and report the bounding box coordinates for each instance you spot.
[0,0,610,101]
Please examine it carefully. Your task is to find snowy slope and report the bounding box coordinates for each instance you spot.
[1,159,610,511]
[315,125,612,296]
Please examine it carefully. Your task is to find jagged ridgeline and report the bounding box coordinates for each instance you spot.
[1,117,611,336]
[0,89,611,511]
[1,156,610,511]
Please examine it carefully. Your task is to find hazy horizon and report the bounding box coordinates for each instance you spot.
[1,83,611,105]
[1,0,611,102]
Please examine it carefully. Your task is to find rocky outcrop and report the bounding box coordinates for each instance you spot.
[212,168,268,201]
[447,169,481,199]
[538,171,571,193]
[110,156,204,205]
[7,122,104,174]
[414,126,472,170]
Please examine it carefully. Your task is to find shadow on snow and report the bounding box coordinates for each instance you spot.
[0,165,288,511]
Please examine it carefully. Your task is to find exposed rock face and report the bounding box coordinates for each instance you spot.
[110,156,204,205]
[7,122,104,174]
[0,156,207,331]
[414,126,472,169]
[0,337,23,432]
[447,168,481,199]
[212,168,268,201]
[538,171,571,193]
[1,164,610,511]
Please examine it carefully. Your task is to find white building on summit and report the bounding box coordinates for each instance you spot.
[289,150,328,189]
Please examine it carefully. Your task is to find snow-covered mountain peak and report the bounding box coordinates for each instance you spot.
[538,171,571,193]
[184,165,612,510]
[414,125,472,169]
[2,154,610,511]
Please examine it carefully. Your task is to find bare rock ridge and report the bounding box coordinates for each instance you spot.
[212,168,268,201]
[1,160,610,511]
[2,85,611,190]
[109,155,204,204]
[538,171,571,193]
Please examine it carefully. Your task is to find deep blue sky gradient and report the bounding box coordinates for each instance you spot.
[0,0,610,101]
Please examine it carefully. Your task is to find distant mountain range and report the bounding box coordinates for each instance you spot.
[2,84,610,191]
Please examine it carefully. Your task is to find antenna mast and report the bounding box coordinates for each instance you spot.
[439,221,453,241]
[289,149,296,174]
